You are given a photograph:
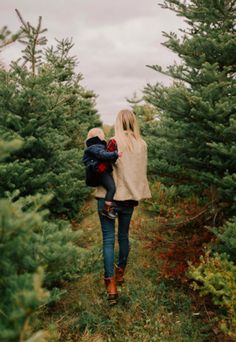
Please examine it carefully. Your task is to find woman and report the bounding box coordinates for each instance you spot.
[95,109,151,304]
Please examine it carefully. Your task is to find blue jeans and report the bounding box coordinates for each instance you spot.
[97,198,134,278]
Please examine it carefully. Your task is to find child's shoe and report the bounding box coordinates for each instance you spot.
[102,203,117,220]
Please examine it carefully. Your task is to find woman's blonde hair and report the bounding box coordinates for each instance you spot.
[114,109,144,151]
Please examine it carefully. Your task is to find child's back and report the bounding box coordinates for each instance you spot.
[83,127,121,219]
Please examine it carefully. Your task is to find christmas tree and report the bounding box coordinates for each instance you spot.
[0,12,97,340]
[142,1,236,335]
[0,10,101,218]
[144,0,236,207]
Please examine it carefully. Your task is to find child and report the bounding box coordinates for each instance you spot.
[82,127,122,220]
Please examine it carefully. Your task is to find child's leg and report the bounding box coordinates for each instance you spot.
[99,172,116,204]
[99,173,116,204]
[99,173,117,219]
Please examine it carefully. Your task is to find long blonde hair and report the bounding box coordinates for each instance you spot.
[114,109,144,151]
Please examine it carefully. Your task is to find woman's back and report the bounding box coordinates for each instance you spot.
[95,135,151,201]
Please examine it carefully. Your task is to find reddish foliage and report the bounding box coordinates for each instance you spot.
[148,196,218,281]
[158,231,213,281]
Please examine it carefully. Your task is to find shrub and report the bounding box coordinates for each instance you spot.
[189,251,236,338]
[210,217,236,262]
[0,139,87,341]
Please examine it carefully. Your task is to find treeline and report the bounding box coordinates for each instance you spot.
[132,0,236,338]
[0,11,100,341]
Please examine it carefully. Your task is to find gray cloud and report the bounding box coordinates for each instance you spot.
[0,0,183,124]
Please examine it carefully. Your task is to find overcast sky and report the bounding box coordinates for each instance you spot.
[0,0,183,124]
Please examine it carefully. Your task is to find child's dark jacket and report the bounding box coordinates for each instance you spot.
[82,136,118,186]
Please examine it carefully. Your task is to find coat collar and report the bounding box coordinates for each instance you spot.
[86,136,107,147]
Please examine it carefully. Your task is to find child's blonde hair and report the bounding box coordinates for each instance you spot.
[87,127,105,141]
[114,109,144,151]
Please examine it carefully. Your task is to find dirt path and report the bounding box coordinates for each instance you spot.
[41,199,217,342]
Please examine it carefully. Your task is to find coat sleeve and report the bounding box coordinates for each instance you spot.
[88,147,119,162]
[107,139,118,152]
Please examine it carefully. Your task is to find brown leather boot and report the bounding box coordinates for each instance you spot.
[115,264,125,285]
[104,276,118,303]
[102,203,117,220]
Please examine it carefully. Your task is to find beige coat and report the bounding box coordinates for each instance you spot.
[95,138,152,201]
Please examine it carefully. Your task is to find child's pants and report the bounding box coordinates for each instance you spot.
[99,172,116,202]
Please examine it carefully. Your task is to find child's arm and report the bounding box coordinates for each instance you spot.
[88,147,119,162]
[107,139,118,152]
[107,138,122,159]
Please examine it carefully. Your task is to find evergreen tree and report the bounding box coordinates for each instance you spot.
[0,10,101,218]
[142,3,236,332]
[0,13,96,340]
[0,139,48,341]
[144,0,236,207]
[0,140,88,341]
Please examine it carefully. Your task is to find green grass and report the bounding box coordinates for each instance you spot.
[39,199,219,342]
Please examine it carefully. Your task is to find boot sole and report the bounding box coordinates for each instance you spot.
[108,294,118,305]
[108,299,117,306]
[101,212,116,220]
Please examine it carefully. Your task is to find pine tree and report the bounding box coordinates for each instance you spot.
[0,12,97,340]
[143,3,236,333]
[0,10,101,218]
[0,139,48,341]
[0,141,87,341]
[144,0,236,207]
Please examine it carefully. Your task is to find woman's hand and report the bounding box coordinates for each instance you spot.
[118,151,123,158]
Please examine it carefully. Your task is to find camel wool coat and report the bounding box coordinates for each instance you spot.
[95,138,151,201]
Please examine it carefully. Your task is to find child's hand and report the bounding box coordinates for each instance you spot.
[118,151,123,158]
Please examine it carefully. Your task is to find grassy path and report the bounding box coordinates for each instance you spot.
[41,199,218,342]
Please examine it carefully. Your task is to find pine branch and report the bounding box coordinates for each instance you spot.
[0,26,22,50]
[159,0,188,14]
[146,63,199,86]
[15,9,48,74]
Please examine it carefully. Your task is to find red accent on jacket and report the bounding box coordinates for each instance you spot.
[97,139,118,173]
